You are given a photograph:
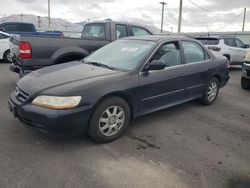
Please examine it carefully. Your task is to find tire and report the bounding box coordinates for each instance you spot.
[241,77,250,89]
[201,77,220,105]
[88,97,131,143]
[3,50,12,63]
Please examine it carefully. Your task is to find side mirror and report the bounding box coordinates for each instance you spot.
[244,44,249,48]
[144,60,166,71]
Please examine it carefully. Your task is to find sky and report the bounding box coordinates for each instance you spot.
[0,0,249,32]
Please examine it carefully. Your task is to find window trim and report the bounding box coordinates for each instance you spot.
[180,40,212,64]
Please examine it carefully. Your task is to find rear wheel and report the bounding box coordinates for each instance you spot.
[241,77,250,89]
[201,77,220,105]
[88,97,130,143]
[3,50,12,63]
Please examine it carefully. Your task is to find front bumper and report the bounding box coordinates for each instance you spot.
[9,92,92,137]
[242,63,250,79]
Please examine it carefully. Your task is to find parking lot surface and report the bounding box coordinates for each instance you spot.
[0,63,249,188]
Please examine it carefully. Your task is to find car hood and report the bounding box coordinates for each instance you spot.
[17,61,121,96]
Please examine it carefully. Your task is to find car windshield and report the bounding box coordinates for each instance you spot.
[84,39,156,71]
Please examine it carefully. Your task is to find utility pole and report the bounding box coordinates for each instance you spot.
[48,0,51,28]
[160,1,167,33]
[242,8,246,32]
[178,0,183,33]
[37,16,41,28]
[18,13,24,22]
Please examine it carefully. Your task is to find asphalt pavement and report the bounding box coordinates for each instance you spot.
[0,62,249,188]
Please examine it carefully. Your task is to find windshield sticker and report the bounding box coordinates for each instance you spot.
[121,47,138,52]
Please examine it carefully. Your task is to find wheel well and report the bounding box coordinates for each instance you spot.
[91,93,134,121]
[56,54,85,64]
[3,49,10,57]
[223,54,230,62]
[212,75,221,85]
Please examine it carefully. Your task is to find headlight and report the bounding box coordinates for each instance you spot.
[32,95,82,109]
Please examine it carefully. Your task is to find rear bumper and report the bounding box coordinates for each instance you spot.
[9,92,92,137]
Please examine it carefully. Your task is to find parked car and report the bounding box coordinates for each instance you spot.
[9,21,153,77]
[241,52,250,89]
[0,22,64,37]
[8,36,229,142]
[0,31,11,63]
[195,36,250,66]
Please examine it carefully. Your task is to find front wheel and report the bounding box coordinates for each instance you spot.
[88,97,131,143]
[201,77,220,105]
[241,77,250,89]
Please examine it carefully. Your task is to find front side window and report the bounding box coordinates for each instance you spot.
[224,38,236,47]
[82,24,105,39]
[152,42,181,67]
[131,26,151,36]
[116,24,128,39]
[84,39,156,71]
[182,41,209,64]
[235,39,245,48]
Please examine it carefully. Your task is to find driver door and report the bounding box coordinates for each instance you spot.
[138,41,187,114]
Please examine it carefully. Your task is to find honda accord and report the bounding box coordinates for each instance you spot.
[8,36,229,142]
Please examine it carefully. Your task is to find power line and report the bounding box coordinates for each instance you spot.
[187,0,235,16]
[218,12,243,31]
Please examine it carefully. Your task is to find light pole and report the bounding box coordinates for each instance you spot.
[178,0,183,33]
[48,0,51,28]
[160,1,167,33]
[242,8,246,32]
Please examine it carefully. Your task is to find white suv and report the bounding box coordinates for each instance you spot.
[0,31,11,63]
[196,36,250,66]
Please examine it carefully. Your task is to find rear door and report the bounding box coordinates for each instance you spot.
[138,41,187,113]
[181,40,213,98]
[223,38,243,63]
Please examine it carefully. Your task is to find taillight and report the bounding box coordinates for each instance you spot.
[19,41,32,58]
[208,46,221,51]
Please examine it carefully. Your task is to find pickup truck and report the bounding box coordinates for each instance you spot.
[9,21,153,77]
[0,22,63,37]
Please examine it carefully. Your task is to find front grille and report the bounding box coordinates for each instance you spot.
[14,87,29,103]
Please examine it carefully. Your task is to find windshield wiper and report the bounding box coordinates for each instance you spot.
[83,60,115,70]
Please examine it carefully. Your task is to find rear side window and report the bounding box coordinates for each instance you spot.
[196,38,219,45]
[224,38,236,47]
[131,26,151,36]
[18,24,34,32]
[116,24,128,39]
[182,41,210,64]
[82,24,105,39]
[2,24,18,32]
[2,24,34,32]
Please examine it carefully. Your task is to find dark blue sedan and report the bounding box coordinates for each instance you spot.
[8,36,230,142]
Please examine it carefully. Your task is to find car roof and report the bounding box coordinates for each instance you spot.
[195,36,237,39]
[0,31,9,36]
[123,35,196,43]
